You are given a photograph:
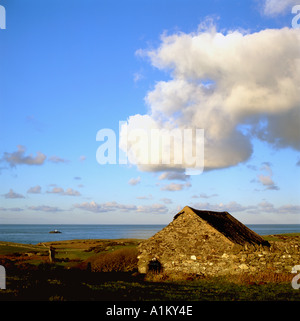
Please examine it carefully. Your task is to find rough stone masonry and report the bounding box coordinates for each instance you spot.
[137,206,300,276]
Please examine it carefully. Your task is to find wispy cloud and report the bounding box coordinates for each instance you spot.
[160,182,191,191]
[1,145,46,167]
[133,72,144,83]
[257,163,279,190]
[63,188,81,196]
[0,207,24,212]
[27,185,42,194]
[192,200,300,215]
[4,189,25,199]
[192,193,218,199]
[136,203,169,214]
[192,201,256,213]
[48,155,69,164]
[1,146,68,168]
[261,0,299,16]
[74,201,168,214]
[159,171,190,181]
[160,198,173,204]
[47,186,81,196]
[128,176,141,186]
[257,201,300,215]
[74,201,136,213]
[28,205,63,212]
[136,194,153,200]
[47,187,64,194]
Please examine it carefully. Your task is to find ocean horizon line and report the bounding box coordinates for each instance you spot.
[1,223,299,225]
[1,223,299,244]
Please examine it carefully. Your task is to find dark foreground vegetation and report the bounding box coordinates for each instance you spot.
[0,237,299,301]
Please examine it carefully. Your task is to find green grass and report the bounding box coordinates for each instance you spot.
[0,242,46,256]
[263,232,300,242]
[1,263,300,301]
[1,236,300,301]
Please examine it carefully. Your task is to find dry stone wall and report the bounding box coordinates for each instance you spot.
[137,211,300,276]
[160,239,300,276]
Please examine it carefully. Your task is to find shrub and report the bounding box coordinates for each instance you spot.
[86,247,138,272]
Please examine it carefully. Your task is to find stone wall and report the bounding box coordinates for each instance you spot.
[137,211,234,274]
[137,210,300,276]
[161,239,300,276]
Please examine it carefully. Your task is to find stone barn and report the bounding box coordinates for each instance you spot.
[137,206,271,276]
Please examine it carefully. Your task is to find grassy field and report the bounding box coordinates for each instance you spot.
[0,235,300,301]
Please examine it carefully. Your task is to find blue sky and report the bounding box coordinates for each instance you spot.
[0,0,300,224]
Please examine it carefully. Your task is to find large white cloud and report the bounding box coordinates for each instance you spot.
[120,25,300,173]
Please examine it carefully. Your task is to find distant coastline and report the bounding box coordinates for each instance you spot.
[0,224,300,245]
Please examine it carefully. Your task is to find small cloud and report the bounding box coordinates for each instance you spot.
[257,162,279,191]
[27,185,42,194]
[0,207,24,212]
[133,72,144,83]
[246,164,258,171]
[74,201,137,213]
[28,205,63,212]
[161,182,191,191]
[136,203,169,214]
[257,201,300,214]
[74,176,81,180]
[265,184,280,191]
[276,204,300,214]
[79,155,86,162]
[74,201,105,213]
[128,176,141,186]
[192,193,218,199]
[159,171,190,181]
[48,156,69,164]
[258,174,274,186]
[47,186,80,196]
[4,189,25,199]
[47,187,64,194]
[160,198,173,204]
[136,194,153,200]
[63,188,81,196]
[192,201,256,213]
[1,145,46,167]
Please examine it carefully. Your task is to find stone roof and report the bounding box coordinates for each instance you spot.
[174,206,269,246]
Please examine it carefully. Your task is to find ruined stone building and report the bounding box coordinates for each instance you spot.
[137,206,299,276]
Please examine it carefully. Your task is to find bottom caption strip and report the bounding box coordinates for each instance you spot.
[106,305,193,318]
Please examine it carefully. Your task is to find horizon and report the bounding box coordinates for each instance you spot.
[1,222,300,225]
[1,0,300,225]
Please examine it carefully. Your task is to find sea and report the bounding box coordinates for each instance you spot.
[0,224,300,245]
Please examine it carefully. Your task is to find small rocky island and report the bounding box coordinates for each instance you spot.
[49,229,62,234]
